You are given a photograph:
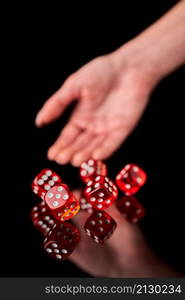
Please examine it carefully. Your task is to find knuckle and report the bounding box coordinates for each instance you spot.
[62,73,77,89]
[81,86,91,99]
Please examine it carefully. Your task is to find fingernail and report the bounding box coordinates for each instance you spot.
[47,149,54,160]
[71,159,80,167]
[71,155,82,167]
[35,114,42,127]
[92,152,99,160]
[56,153,69,164]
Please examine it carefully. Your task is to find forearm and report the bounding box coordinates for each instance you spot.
[113,0,185,84]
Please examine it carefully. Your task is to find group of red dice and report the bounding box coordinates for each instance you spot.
[30,160,147,261]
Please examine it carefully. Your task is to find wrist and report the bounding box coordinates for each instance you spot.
[110,40,163,90]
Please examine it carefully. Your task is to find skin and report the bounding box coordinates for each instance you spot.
[35,1,185,276]
[35,0,185,167]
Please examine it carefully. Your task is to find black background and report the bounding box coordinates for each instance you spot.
[1,0,185,277]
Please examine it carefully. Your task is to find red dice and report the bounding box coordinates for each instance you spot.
[80,159,107,183]
[84,176,118,210]
[31,169,62,200]
[80,196,94,214]
[84,210,117,244]
[116,195,145,223]
[31,202,56,236]
[116,164,147,195]
[44,222,80,260]
[44,183,80,221]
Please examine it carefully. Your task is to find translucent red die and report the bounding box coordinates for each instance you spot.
[31,201,56,236]
[84,210,117,244]
[80,159,107,183]
[116,164,147,195]
[116,195,145,223]
[80,196,94,214]
[84,175,118,210]
[44,222,80,260]
[44,183,80,221]
[31,168,62,200]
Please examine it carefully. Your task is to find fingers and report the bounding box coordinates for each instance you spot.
[54,131,94,165]
[47,98,95,162]
[48,123,81,160]
[71,134,106,167]
[35,75,80,127]
[92,130,127,160]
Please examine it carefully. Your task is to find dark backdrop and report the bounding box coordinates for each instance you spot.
[2,0,185,277]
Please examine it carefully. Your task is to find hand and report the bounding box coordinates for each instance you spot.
[70,191,181,277]
[35,52,154,166]
[35,1,185,166]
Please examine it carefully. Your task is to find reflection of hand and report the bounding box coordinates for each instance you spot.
[35,53,153,166]
[70,190,182,277]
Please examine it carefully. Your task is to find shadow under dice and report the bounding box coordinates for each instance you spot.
[84,211,117,244]
[84,176,118,210]
[80,159,107,183]
[31,201,56,236]
[116,195,145,223]
[44,184,80,221]
[116,164,147,195]
[31,168,62,200]
[44,222,80,260]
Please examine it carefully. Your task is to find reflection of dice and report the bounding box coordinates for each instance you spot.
[80,197,94,214]
[44,222,80,260]
[44,184,80,221]
[84,176,118,210]
[31,202,56,236]
[84,211,117,244]
[31,169,62,200]
[116,164,147,195]
[80,159,107,183]
[116,195,145,223]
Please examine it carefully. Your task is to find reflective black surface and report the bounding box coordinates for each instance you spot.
[2,0,184,277]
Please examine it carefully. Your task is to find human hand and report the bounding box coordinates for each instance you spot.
[70,190,181,277]
[35,1,185,166]
[35,50,155,166]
